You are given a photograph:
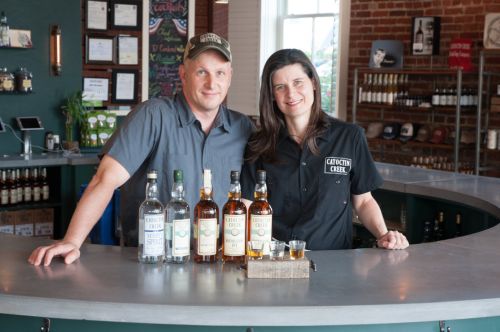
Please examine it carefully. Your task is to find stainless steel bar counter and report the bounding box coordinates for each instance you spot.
[1,163,500,328]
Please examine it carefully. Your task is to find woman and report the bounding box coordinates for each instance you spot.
[241,49,408,250]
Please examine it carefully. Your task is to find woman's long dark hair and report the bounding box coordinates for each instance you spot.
[246,49,329,163]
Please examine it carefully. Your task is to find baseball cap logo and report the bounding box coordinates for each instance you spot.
[200,33,222,44]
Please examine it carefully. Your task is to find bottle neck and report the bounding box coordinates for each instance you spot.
[228,182,241,200]
[171,180,184,199]
[199,187,213,200]
[253,182,267,200]
[146,180,159,200]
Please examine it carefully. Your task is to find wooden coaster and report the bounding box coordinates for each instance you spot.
[246,257,310,279]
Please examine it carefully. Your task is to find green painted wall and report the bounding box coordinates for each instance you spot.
[0,0,82,156]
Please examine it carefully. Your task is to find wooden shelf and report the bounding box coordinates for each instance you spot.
[367,138,475,150]
[355,68,477,76]
[357,103,477,114]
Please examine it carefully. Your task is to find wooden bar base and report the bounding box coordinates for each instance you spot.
[246,257,310,279]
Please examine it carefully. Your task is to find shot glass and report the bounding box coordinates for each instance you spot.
[269,240,286,260]
[289,240,306,260]
[247,240,264,260]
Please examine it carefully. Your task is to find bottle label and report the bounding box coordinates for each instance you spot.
[223,214,246,256]
[42,185,49,200]
[250,214,272,254]
[24,187,32,202]
[33,187,41,202]
[197,218,217,255]
[9,189,17,204]
[172,218,190,257]
[1,189,8,205]
[144,214,165,256]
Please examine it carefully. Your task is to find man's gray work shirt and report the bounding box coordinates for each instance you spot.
[103,92,254,246]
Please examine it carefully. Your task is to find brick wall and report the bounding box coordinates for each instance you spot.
[348,0,500,176]
[195,0,228,39]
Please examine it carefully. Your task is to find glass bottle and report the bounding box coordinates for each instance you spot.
[454,212,463,238]
[138,170,165,264]
[165,169,191,264]
[248,170,273,256]
[0,170,9,206]
[222,170,247,263]
[193,169,219,263]
[414,19,424,53]
[0,67,14,92]
[32,168,41,202]
[16,168,22,203]
[7,169,17,205]
[41,167,49,201]
[434,211,446,241]
[15,67,33,93]
[0,12,9,47]
[22,168,32,203]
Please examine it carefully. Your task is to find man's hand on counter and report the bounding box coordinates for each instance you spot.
[376,230,409,250]
[28,241,81,266]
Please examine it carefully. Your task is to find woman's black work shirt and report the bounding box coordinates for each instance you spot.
[241,117,383,250]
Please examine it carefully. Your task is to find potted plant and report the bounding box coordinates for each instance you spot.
[61,91,86,150]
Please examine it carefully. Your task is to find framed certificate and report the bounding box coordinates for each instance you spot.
[85,0,108,30]
[112,70,138,103]
[110,0,142,30]
[86,35,115,64]
[83,77,109,101]
[117,35,139,65]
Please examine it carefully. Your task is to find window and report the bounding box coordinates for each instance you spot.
[279,0,339,116]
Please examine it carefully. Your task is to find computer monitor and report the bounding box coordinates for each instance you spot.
[16,116,44,131]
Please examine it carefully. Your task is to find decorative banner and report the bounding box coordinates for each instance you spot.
[149,0,188,98]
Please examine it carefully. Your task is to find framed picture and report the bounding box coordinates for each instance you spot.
[369,40,404,69]
[484,13,500,49]
[85,0,108,30]
[117,35,139,65]
[83,77,109,102]
[8,29,32,48]
[112,69,138,103]
[411,16,441,55]
[86,35,115,64]
[110,0,142,30]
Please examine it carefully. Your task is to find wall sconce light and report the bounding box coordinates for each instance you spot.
[215,0,229,4]
[50,25,62,76]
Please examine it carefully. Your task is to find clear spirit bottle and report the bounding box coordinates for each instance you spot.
[248,170,273,255]
[165,169,190,263]
[138,170,165,264]
[222,170,246,263]
[193,169,219,263]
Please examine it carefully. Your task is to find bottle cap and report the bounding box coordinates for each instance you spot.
[173,169,183,182]
[230,170,240,183]
[147,170,158,179]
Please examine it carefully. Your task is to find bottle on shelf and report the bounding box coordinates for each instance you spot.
[193,169,219,263]
[165,169,191,264]
[454,212,463,238]
[359,73,367,103]
[414,19,424,53]
[41,167,49,201]
[432,87,440,106]
[22,168,32,203]
[222,170,247,263]
[7,169,17,205]
[434,211,446,241]
[31,168,41,202]
[15,67,33,93]
[0,170,9,206]
[138,170,165,264]
[248,170,273,256]
[381,73,388,104]
[0,12,10,47]
[16,169,22,203]
[422,220,433,243]
[365,73,373,103]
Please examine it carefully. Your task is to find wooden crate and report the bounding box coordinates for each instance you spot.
[246,258,310,279]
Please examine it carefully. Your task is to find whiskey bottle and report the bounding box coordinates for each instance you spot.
[165,169,191,264]
[414,19,424,53]
[41,167,49,201]
[222,171,247,263]
[32,168,41,202]
[138,170,165,264]
[7,169,17,205]
[16,169,22,203]
[0,170,8,206]
[248,170,273,255]
[22,168,32,203]
[193,169,219,263]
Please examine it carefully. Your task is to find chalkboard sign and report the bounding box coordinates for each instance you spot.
[149,0,188,98]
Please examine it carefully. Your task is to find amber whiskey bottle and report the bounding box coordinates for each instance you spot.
[247,170,273,255]
[193,169,219,263]
[222,171,247,263]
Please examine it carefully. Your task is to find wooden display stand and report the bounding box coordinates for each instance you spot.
[246,257,310,279]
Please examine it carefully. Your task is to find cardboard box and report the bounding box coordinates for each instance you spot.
[491,96,500,105]
[35,208,54,237]
[0,211,14,234]
[491,104,500,113]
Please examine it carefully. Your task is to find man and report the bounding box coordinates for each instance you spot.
[29,33,254,266]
